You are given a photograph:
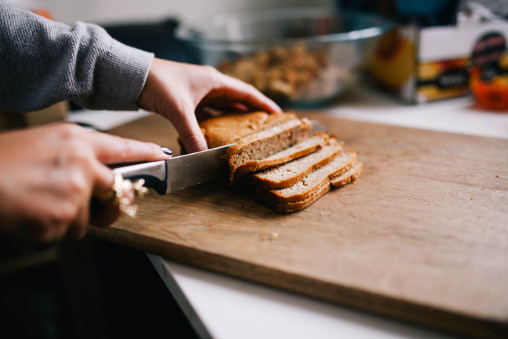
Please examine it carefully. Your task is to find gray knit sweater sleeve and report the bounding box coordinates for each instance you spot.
[0,3,154,111]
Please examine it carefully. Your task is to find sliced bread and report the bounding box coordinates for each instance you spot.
[250,138,344,189]
[198,111,363,214]
[223,116,312,181]
[256,150,357,204]
[270,161,363,214]
[234,131,329,179]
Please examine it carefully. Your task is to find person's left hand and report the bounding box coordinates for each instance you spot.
[138,58,282,153]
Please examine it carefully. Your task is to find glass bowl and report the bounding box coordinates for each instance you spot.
[176,7,393,108]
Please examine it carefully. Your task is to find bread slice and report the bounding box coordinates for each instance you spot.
[200,111,300,148]
[223,116,312,181]
[268,180,331,214]
[234,131,329,179]
[330,161,363,188]
[257,150,357,204]
[250,138,344,190]
[270,161,363,214]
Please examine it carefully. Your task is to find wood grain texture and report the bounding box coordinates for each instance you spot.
[91,113,508,338]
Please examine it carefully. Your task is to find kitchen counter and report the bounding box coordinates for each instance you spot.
[69,88,508,339]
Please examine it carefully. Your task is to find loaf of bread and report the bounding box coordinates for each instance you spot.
[198,111,362,213]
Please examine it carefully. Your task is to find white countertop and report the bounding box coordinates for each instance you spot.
[70,88,508,339]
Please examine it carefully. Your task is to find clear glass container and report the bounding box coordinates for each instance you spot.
[177,7,394,108]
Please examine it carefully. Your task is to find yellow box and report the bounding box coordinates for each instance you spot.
[367,19,508,104]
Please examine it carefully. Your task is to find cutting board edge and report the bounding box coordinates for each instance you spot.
[88,226,508,338]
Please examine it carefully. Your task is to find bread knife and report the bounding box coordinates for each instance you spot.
[112,144,233,194]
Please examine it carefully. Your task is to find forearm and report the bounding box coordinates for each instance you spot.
[0,3,153,111]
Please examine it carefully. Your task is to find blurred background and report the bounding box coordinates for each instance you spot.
[5,0,508,112]
[22,0,334,24]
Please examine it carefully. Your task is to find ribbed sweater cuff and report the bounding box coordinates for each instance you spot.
[95,37,154,110]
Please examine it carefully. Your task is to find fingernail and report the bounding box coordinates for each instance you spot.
[161,146,173,156]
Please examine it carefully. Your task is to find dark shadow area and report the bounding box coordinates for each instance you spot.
[0,237,199,339]
[92,238,200,339]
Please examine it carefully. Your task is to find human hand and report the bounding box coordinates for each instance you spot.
[138,58,282,153]
[0,123,169,245]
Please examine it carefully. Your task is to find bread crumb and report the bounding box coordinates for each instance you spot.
[496,175,499,178]
[260,233,279,241]
[427,203,431,205]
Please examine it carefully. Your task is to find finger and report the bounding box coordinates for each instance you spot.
[197,101,249,115]
[91,161,116,196]
[89,162,122,228]
[83,131,170,164]
[169,107,208,153]
[208,73,282,113]
[66,160,105,239]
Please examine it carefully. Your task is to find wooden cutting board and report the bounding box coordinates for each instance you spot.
[90,113,508,338]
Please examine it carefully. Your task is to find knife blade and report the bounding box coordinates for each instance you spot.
[113,144,232,194]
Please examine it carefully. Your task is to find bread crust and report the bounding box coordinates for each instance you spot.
[271,181,332,214]
[330,162,363,188]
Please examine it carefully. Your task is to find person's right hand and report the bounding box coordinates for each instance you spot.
[0,123,169,246]
[138,59,282,153]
